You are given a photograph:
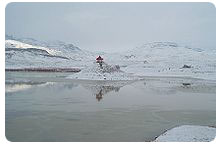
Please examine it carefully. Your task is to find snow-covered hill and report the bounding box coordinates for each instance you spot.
[5,36,216,80]
[6,35,81,53]
[5,36,94,68]
[5,39,61,55]
[117,42,215,80]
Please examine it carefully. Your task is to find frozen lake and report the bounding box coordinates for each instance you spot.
[5,72,216,141]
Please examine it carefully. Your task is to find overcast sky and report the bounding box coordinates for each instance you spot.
[6,2,215,52]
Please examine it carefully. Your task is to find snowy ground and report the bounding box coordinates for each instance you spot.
[67,61,138,80]
[154,125,216,142]
[106,42,216,80]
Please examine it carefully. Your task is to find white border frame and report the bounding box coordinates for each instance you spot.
[1,1,218,145]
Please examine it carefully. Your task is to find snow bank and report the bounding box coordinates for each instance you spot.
[67,61,137,80]
[154,125,216,142]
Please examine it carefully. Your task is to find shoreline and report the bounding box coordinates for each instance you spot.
[6,69,215,82]
[152,125,216,142]
[5,68,81,72]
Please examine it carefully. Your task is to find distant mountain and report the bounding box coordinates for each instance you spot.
[6,34,81,52]
[5,35,94,68]
[5,36,216,80]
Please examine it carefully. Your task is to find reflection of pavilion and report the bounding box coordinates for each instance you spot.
[96,89,103,101]
[95,85,121,101]
[82,81,132,102]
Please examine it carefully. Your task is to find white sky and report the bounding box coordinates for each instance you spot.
[5,2,216,52]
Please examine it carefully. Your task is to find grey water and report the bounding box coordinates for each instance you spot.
[5,72,216,142]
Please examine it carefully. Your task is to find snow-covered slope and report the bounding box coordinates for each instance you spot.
[5,40,61,55]
[116,42,215,80]
[5,37,94,68]
[67,61,137,80]
[9,37,94,61]
[5,35,81,52]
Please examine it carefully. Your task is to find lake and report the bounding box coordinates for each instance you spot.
[5,72,216,141]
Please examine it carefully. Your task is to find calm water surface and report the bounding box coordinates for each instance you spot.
[5,72,216,141]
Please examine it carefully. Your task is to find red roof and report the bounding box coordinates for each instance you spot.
[96,56,103,60]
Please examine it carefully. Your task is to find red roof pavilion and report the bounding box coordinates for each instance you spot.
[96,56,103,61]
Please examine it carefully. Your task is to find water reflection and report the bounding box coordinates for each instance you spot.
[5,79,80,93]
[62,83,78,89]
[82,81,131,101]
[95,86,121,101]
[135,80,177,95]
[5,81,49,93]
[5,72,216,141]
[135,78,216,95]
[182,83,191,88]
